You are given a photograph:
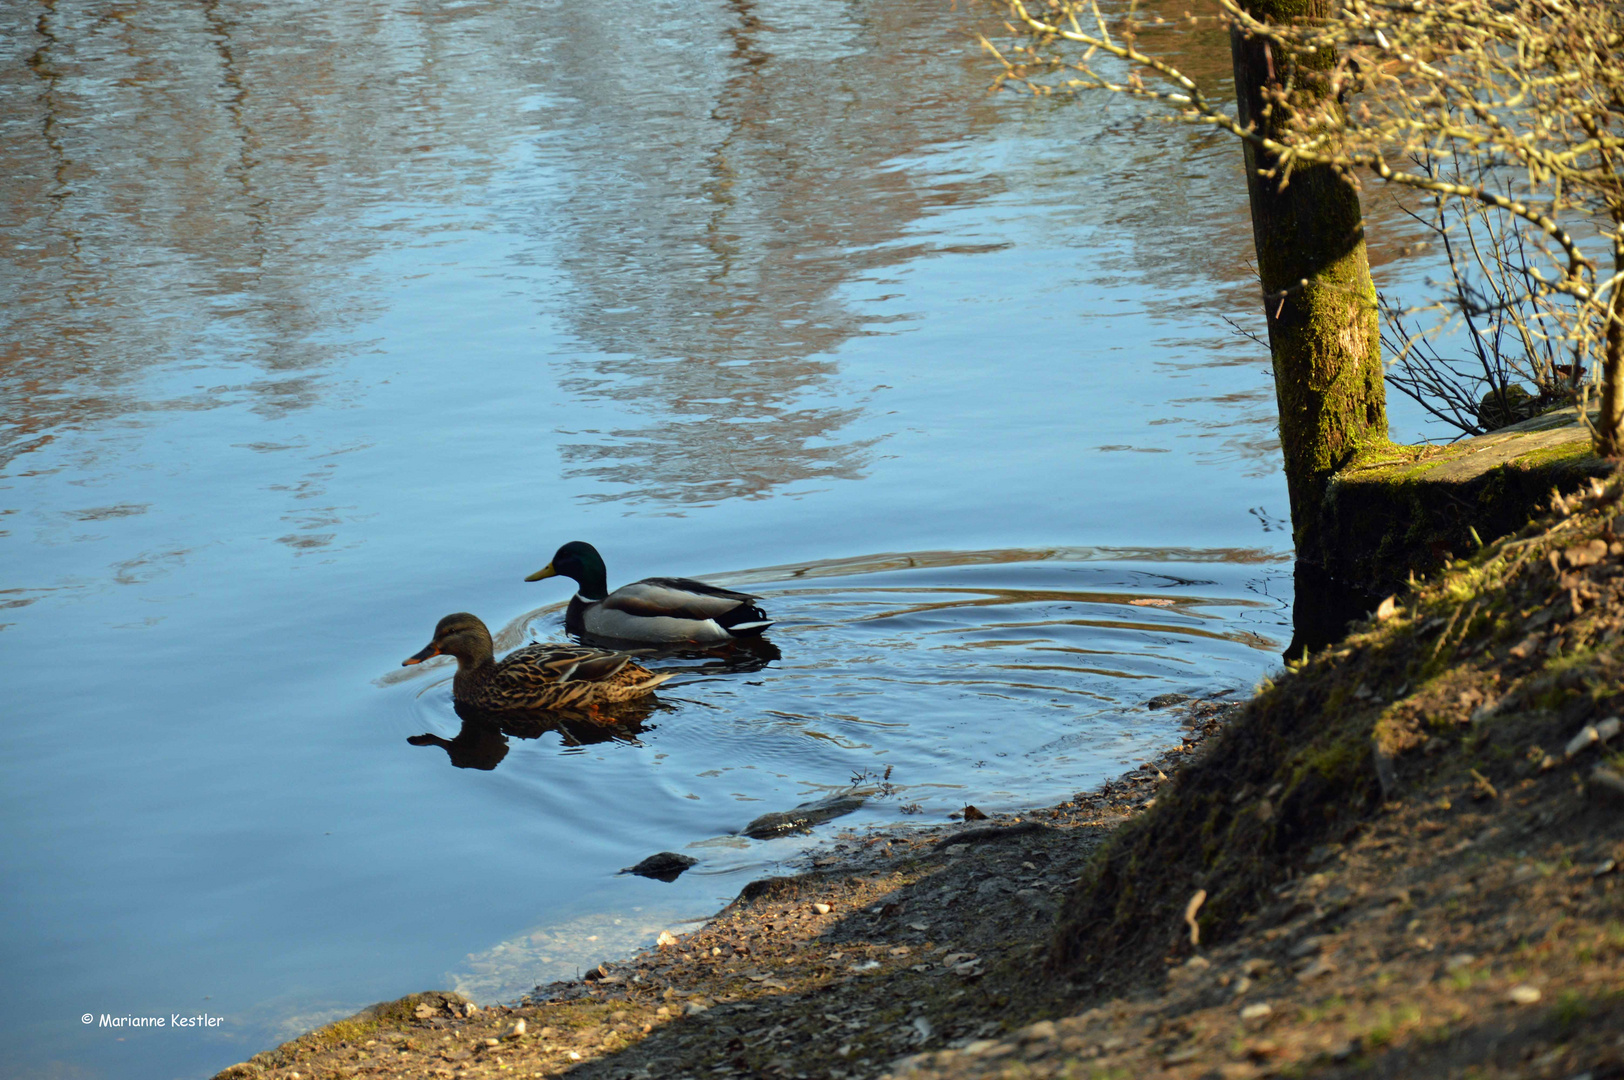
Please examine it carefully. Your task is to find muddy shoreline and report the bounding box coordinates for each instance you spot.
[213,697,1238,1079]
[214,473,1624,1080]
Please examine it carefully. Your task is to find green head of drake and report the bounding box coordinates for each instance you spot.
[525,540,610,599]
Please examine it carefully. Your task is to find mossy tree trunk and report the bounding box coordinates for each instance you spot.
[1579,113,1624,457]
[1230,0,1389,564]
[1598,224,1624,457]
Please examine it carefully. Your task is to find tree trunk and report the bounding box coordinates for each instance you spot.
[1598,232,1624,457]
[1230,1,1389,564]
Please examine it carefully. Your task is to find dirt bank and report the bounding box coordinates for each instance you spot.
[215,479,1624,1080]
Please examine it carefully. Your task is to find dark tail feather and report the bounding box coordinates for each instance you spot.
[719,601,773,637]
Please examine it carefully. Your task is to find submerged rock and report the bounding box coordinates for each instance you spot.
[742,793,865,839]
[623,852,698,881]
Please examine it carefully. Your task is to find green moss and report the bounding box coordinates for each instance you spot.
[252,993,469,1064]
[1513,438,1603,470]
[1318,421,1611,595]
[1345,443,1428,471]
[1446,965,1489,990]
[1051,474,1624,989]
[1350,453,1450,483]
[1361,1003,1422,1049]
[1553,990,1592,1030]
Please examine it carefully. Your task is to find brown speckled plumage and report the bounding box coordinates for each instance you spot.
[403,612,670,713]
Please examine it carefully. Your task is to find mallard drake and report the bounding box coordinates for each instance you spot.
[402,612,671,712]
[524,541,772,645]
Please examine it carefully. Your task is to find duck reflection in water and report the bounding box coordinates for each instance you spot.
[586,633,783,676]
[408,699,659,771]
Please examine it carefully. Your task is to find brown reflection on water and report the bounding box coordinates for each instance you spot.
[539,0,1013,505]
[704,543,1285,588]
[0,0,527,468]
[1062,0,1432,471]
[408,700,658,771]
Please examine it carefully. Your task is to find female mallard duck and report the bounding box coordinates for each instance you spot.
[402,612,670,712]
[524,541,772,645]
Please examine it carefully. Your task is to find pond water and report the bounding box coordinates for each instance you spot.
[0,2,1438,1077]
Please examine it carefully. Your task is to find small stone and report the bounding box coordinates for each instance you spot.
[1185,955,1211,970]
[913,1016,934,1041]
[1594,859,1617,878]
[657,930,679,948]
[962,805,988,821]
[684,1001,709,1015]
[505,1019,526,1039]
[1289,934,1330,959]
[1508,984,1542,1005]
[1587,766,1624,803]
[1597,716,1622,742]
[1146,693,1191,710]
[1241,1039,1280,1062]
[1563,540,1608,568]
[539,1026,557,1038]
[624,852,697,881]
[1567,725,1602,758]
[484,1038,500,1047]
[1240,1003,1273,1023]
[1296,958,1335,982]
[814,903,832,915]
[413,1003,439,1019]
[1509,634,1541,660]
[1019,1020,1057,1043]
[1445,953,1476,972]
